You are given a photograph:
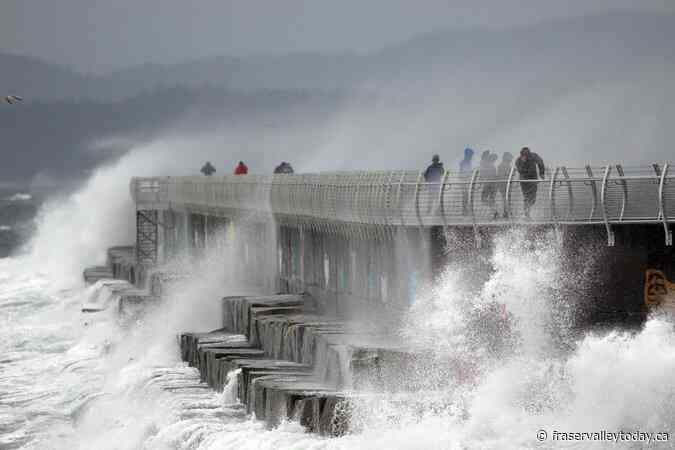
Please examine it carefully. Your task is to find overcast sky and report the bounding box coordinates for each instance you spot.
[1,0,674,73]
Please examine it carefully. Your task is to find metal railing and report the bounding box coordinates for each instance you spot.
[130,163,674,245]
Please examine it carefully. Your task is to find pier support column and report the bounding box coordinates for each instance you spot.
[136,209,158,266]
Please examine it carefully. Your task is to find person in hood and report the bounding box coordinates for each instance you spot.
[497,152,514,218]
[424,154,444,182]
[515,147,545,218]
[459,148,474,215]
[424,155,444,213]
[200,161,216,176]
[274,161,294,174]
[234,161,248,175]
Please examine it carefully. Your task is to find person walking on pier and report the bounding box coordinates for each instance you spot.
[424,154,444,213]
[234,161,248,175]
[200,161,216,176]
[274,161,294,174]
[497,152,514,218]
[480,151,499,219]
[459,147,474,215]
[515,147,545,218]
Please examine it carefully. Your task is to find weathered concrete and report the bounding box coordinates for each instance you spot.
[82,246,157,316]
[83,236,481,438]
[177,292,466,435]
[179,326,349,435]
[83,266,114,285]
[81,279,130,312]
[107,246,137,283]
[147,270,191,297]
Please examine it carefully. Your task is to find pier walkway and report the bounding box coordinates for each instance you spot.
[131,163,674,248]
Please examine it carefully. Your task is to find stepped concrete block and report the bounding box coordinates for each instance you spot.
[117,292,160,321]
[231,359,310,404]
[221,294,311,337]
[81,279,130,312]
[180,331,248,367]
[199,348,265,387]
[318,397,351,437]
[238,369,310,408]
[106,245,136,282]
[179,294,444,436]
[148,270,191,297]
[83,266,114,285]
[251,375,347,433]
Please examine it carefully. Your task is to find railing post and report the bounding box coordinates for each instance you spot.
[353,173,361,227]
[505,164,516,220]
[549,167,561,243]
[549,166,560,222]
[600,165,615,246]
[396,171,406,228]
[468,169,480,247]
[653,164,663,221]
[560,167,573,220]
[413,170,424,228]
[585,165,598,222]
[658,163,672,246]
[383,171,396,228]
[439,169,450,228]
[615,164,628,222]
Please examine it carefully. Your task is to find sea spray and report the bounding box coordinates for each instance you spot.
[219,369,242,405]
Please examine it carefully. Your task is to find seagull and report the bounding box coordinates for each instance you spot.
[4,95,23,105]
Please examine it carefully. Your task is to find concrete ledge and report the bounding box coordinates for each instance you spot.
[180,293,458,436]
[83,266,114,285]
[106,246,137,282]
[179,326,349,435]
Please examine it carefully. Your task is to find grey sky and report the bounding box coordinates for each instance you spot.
[1,0,674,73]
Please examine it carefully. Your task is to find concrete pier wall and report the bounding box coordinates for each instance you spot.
[145,205,674,327]
[155,209,435,321]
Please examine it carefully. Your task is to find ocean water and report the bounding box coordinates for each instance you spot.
[0,194,37,258]
[1,155,675,449]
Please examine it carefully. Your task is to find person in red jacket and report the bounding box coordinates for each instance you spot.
[234,161,248,175]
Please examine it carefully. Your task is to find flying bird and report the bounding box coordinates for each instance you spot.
[4,95,23,104]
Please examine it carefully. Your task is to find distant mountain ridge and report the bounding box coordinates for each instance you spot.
[2,12,674,102]
[2,11,675,190]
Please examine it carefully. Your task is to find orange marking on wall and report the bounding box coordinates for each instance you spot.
[645,269,675,311]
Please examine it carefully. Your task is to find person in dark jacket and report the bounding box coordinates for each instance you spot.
[234,161,248,175]
[497,152,514,218]
[200,161,216,176]
[459,148,474,215]
[424,154,444,182]
[274,161,294,174]
[515,147,545,218]
[424,155,444,213]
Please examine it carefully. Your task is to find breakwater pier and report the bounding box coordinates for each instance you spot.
[84,165,674,435]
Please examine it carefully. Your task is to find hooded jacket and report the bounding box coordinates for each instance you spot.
[424,161,444,182]
[234,163,248,175]
[515,152,545,180]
